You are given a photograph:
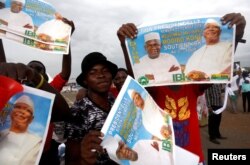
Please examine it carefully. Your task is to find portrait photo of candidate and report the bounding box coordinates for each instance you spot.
[0,95,42,165]
[0,91,53,165]
[184,18,233,81]
[133,32,181,84]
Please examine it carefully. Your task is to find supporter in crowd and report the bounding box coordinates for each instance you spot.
[64,52,118,165]
[0,11,246,165]
[239,70,250,113]
[205,84,227,145]
[109,67,128,98]
[227,72,240,113]
[76,67,128,101]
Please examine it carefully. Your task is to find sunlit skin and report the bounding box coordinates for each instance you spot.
[131,91,145,110]
[144,39,161,59]
[203,23,221,45]
[11,1,23,13]
[10,103,34,133]
[113,70,127,91]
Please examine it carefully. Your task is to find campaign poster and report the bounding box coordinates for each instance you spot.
[101,76,199,165]
[101,76,176,165]
[0,84,55,165]
[0,0,71,54]
[126,16,235,87]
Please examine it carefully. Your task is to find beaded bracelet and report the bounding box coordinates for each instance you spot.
[36,74,45,89]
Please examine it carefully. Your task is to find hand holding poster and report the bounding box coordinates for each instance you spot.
[0,84,55,165]
[101,76,175,165]
[0,0,72,54]
[126,16,235,87]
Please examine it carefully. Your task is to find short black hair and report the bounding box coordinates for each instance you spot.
[117,68,128,74]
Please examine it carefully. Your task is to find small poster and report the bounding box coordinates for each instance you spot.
[0,0,71,54]
[101,76,175,165]
[0,83,55,165]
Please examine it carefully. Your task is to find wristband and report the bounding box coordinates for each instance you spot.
[36,74,44,89]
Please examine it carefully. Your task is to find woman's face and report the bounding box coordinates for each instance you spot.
[113,70,127,91]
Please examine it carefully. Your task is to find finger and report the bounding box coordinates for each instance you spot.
[91,143,105,153]
[124,23,138,38]
[221,12,236,24]
[221,13,245,28]
[88,130,104,137]
[227,15,245,28]
[118,23,137,39]
[16,63,34,82]
[126,23,138,34]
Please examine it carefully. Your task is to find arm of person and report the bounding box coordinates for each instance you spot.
[0,39,6,63]
[0,62,71,122]
[60,18,75,80]
[32,68,71,122]
[65,131,104,165]
[49,46,72,91]
[117,23,138,78]
[60,46,72,80]
[221,13,246,50]
[49,18,74,91]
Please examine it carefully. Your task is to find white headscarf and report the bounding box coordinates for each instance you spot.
[204,18,221,29]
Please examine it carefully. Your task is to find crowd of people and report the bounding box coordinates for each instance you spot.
[0,8,247,165]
